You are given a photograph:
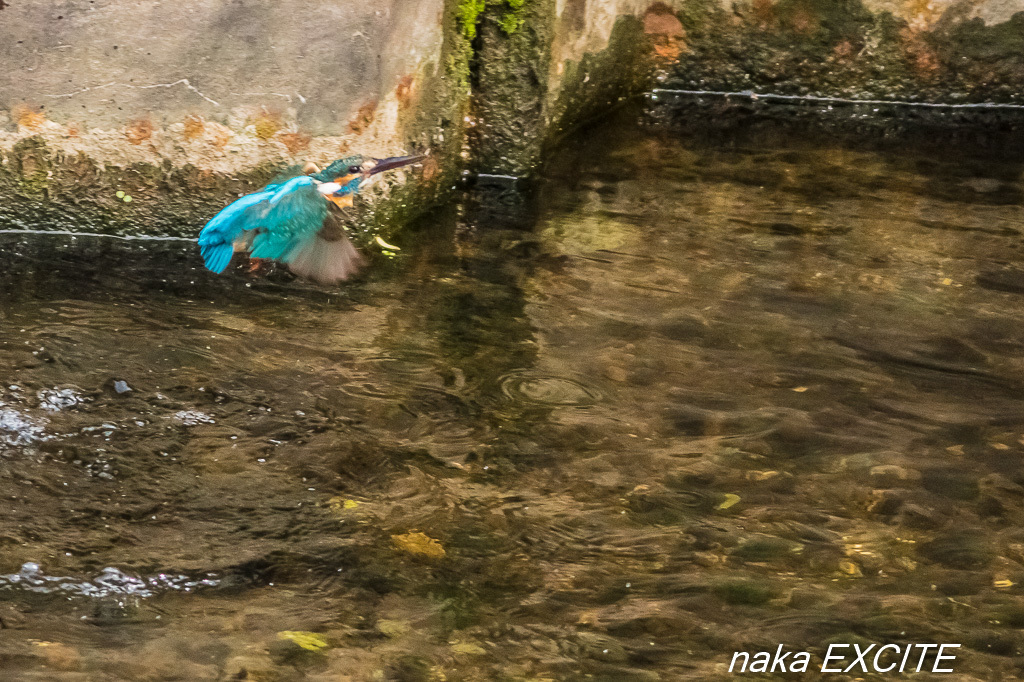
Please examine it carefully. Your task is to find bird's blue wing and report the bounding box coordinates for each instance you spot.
[247,176,329,261]
[198,186,277,273]
[198,176,327,273]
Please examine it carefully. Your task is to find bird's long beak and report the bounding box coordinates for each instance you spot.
[367,154,427,176]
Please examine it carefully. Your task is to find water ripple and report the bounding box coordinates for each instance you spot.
[499,371,602,406]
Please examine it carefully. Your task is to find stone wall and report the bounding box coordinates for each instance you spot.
[0,0,471,239]
[471,0,686,175]
[664,0,1024,103]
[5,0,1015,241]
[0,0,677,239]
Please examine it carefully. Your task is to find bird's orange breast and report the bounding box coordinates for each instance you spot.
[327,194,354,209]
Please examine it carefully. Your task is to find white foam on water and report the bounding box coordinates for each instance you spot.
[0,562,220,599]
[37,387,85,412]
[172,410,216,426]
[0,403,50,448]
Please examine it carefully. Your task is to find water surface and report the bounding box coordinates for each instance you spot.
[2,113,1024,679]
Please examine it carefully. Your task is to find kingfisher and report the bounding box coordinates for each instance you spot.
[198,154,424,284]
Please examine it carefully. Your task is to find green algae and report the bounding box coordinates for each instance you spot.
[458,0,487,39]
[0,137,277,237]
[713,579,778,605]
[498,0,529,35]
[470,0,556,176]
[458,0,527,39]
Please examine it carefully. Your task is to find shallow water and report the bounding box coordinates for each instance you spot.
[3,113,1024,680]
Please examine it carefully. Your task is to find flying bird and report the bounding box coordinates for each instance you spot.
[198,154,424,284]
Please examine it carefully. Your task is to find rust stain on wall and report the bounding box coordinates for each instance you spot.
[347,99,378,135]
[396,75,417,110]
[277,131,311,155]
[183,114,205,141]
[419,154,440,183]
[12,104,46,131]
[124,118,154,145]
[785,6,820,35]
[206,121,233,149]
[752,0,776,28]
[644,3,687,60]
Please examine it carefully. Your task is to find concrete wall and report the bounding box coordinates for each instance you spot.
[664,0,1024,102]
[4,0,1017,239]
[1,1,447,176]
[0,0,680,238]
[0,0,477,239]
[471,0,686,175]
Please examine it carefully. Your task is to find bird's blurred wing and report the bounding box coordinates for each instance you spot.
[247,176,329,261]
[285,207,365,284]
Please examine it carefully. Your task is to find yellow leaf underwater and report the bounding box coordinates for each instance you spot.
[377,619,411,638]
[839,559,863,577]
[326,497,360,511]
[451,642,487,655]
[717,494,741,510]
[374,235,402,251]
[392,531,447,559]
[277,631,329,651]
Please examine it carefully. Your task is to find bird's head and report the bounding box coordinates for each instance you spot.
[312,154,426,198]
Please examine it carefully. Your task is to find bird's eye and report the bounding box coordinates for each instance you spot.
[348,165,362,175]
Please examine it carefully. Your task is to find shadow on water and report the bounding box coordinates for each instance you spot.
[4,104,1024,678]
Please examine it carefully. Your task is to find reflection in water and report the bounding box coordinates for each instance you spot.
[2,111,1024,678]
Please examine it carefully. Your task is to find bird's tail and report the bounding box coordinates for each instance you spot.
[285,231,364,284]
[199,240,235,274]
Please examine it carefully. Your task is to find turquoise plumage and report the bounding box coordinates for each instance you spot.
[197,187,277,275]
[198,154,424,284]
[199,176,327,272]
